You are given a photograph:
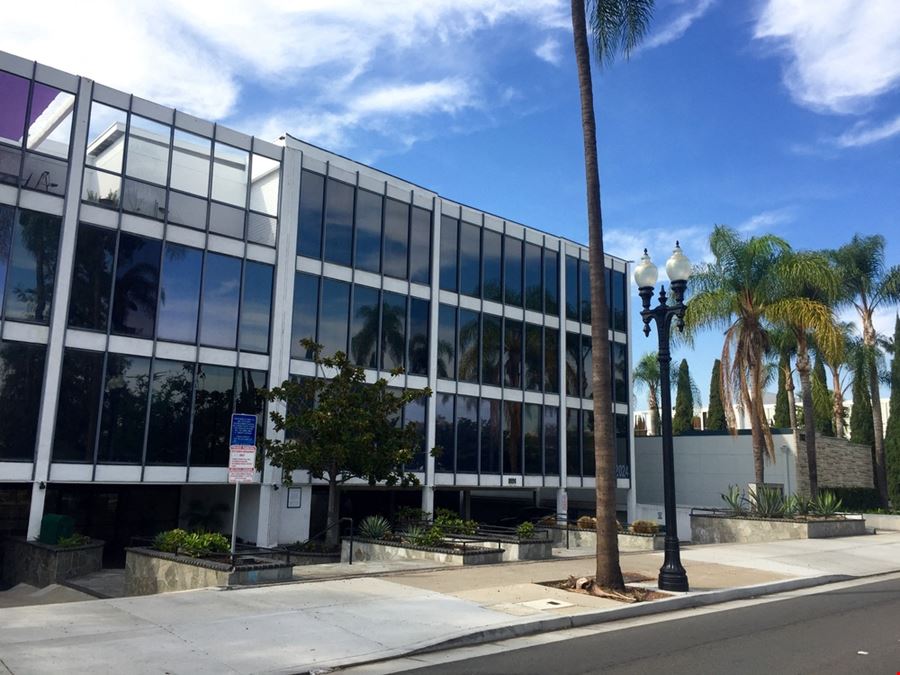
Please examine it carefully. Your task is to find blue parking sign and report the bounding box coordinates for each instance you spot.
[230,413,257,447]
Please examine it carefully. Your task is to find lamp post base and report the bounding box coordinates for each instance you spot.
[657,536,689,592]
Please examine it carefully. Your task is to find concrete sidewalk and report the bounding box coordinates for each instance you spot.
[2,532,899,675]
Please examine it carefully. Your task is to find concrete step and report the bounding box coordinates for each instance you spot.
[63,568,126,599]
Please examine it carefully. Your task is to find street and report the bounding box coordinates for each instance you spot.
[402,576,900,674]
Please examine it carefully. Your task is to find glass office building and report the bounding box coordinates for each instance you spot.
[0,51,632,551]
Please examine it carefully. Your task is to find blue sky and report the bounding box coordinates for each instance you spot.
[5,0,899,408]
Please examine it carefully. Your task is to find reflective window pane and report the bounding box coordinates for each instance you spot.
[616,413,630,479]
[97,354,151,464]
[167,190,207,229]
[582,334,593,399]
[524,323,542,391]
[0,144,21,187]
[544,328,559,393]
[457,309,479,383]
[458,221,481,297]
[111,233,160,337]
[613,341,628,404]
[503,401,521,474]
[408,297,429,376]
[53,348,103,462]
[544,250,559,315]
[86,102,126,173]
[235,368,267,443]
[122,178,166,219]
[381,291,406,371]
[565,255,579,320]
[81,168,122,209]
[291,273,319,360]
[435,393,454,472]
[403,396,427,471]
[318,278,350,356]
[323,178,353,266]
[125,115,170,186]
[612,270,627,332]
[209,201,244,238]
[0,71,30,146]
[523,403,541,474]
[0,340,46,460]
[170,129,211,197]
[145,360,194,464]
[0,207,11,312]
[409,206,431,284]
[22,152,67,195]
[482,229,502,302]
[249,154,280,216]
[240,261,273,353]
[211,142,248,207]
[504,236,523,306]
[248,211,276,247]
[580,260,591,324]
[354,189,382,273]
[383,198,409,279]
[503,319,522,388]
[439,216,458,292]
[582,410,595,476]
[524,243,542,312]
[199,253,241,349]
[298,170,325,258]
[27,83,74,159]
[565,332,580,397]
[544,407,559,475]
[437,304,456,379]
[566,408,580,476]
[481,314,502,386]
[349,284,379,368]
[480,398,501,474]
[456,395,478,473]
[68,224,115,331]
[189,364,235,466]
[157,243,202,343]
[4,209,60,323]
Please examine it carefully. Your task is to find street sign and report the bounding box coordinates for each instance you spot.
[228,445,256,484]
[230,413,258,447]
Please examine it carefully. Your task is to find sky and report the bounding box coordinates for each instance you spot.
[3,0,899,409]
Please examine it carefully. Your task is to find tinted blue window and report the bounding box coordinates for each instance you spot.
[291,273,319,360]
[69,224,116,331]
[298,170,325,258]
[480,398,501,474]
[409,206,431,284]
[566,408,580,476]
[482,230,502,302]
[544,328,559,393]
[157,243,202,343]
[582,410,595,476]
[580,260,591,324]
[4,209,60,323]
[544,407,559,475]
[523,403,541,474]
[53,348,104,463]
[504,236,522,306]
[458,309,479,383]
[408,298,429,376]
[354,189,382,273]
[235,368,267,443]
[458,221,480,297]
[544,250,559,315]
[439,216,458,292]
[97,354,151,464]
[435,393,454,472]
[437,304,456,378]
[145,359,194,465]
[240,261,273,353]
[318,278,350,356]
[503,401,521,474]
[350,284,379,368]
[111,233,161,337]
[524,243,542,312]
[381,291,406,371]
[0,340,46,461]
[582,333,593,399]
[383,198,408,279]
[189,364,234,466]
[524,323,542,391]
[404,396,427,471]
[503,319,522,388]
[0,207,11,306]
[613,341,628,404]
[323,178,354,266]
[456,395,478,473]
[565,255,579,320]
[565,332,580,397]
[199,253,241,349]
[612,269,627,332]
[481,314,501,386]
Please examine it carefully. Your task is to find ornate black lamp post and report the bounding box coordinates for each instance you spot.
[634,243,691,592]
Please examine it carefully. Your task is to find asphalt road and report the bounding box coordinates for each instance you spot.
[405,576,900,674]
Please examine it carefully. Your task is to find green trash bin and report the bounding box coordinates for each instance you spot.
[39,514,75,545]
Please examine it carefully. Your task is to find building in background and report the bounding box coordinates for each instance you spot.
[0,51,632,562]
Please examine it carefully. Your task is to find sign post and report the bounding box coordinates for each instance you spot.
[228,413,258,554]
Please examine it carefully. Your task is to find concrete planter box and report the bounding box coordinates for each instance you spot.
[548,527,664,551]
[1,536,104,588]
[493,539,553,561]
[124,548,293,596]
[862,513,900,531]
[341,539,505,566]
[690,514,867,544]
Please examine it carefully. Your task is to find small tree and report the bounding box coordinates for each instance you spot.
[885,316,900,507]
[262,341,431,547]
[773,353,791,428]
[672,359,694,435]
[813,354,835,437]
[706,359,727,431]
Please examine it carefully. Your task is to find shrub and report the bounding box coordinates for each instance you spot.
[577,515,596,530]
[57,533,92,548]
[810,490,844,517]
[821,487,879,512]
[721,485,746,514]
[152,529,229,557]
[516,522,536,540]
[153,528,188,553]
[748,486,786,518]
[411,525,446,548]
[784,494,810,517]
[396,506,431,524]
[630,520,659,535]
[358,515,393,541]
[400,523,426,544]
[433,509,477,535]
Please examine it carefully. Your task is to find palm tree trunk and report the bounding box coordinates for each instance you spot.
[863,315,889,508]
[739,365,764,483]
[648,385,659,436]
[571,0,624,591]
[829,364,844,439]
[785,367,801,467]
[796,344,818,498]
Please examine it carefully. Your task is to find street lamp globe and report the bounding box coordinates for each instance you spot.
[633,249,659,288]
[665,241,692,282]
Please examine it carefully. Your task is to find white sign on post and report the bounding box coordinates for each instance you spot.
[228,445,257,484]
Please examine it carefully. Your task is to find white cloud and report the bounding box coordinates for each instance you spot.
[352,79,474,116]
[535,37,563,65]
[755,0,900,114]
[832,114,900,148]
[735,208,794,233]
[605,224,712,285]
[642,0,716,50]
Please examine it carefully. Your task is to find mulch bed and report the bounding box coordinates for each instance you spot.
[539,572,671,603]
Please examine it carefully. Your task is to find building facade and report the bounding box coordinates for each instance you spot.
[0,51,632,556]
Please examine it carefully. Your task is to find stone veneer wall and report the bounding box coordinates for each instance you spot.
[341,539,505,566]
[795,435,874,497]
[690,514,867,544]
[1,537,104,588]
[549,528,664,551]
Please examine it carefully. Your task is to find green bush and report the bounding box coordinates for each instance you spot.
[821,487,879,512]
[396,506,431,523]
[630,520,659,534]
[721,485,746,514]
[358,515,392,541]
[411,525,446,548]
[153,528,188,553]
[810,491,844,517]
[400,523,427,544]
[153,529,229,557]
[748,486,786,518]
[516,522,536,540]
[432,509,477,535]
[784,494,810,516]
[57,533,92,548]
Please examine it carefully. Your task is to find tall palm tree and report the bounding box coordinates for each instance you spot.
[633,352,661,435]
[831,235,900,507]
[686,226,793,483]
[816,322,857,439]
[571,0,654,591]
[768,326,800,451]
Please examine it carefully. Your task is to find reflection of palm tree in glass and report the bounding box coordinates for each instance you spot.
[0,342,45,460]
[482,318,502,385]
[112,237,160,336]
[350,304,378,368]
[380,301,405,370]
[147,362,194,463]
[504,328,522,387]
[524,327,542,390]
[436,337,454,378]
[457,316,479,382]
[503,403,522,474]
[12,211,59,322]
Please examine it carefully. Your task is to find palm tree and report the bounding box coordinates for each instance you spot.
[768,326,800,451]
[633,352,661,435]
[571,0,654,591]
[686,226,793,483]
[831,235,900,507]
[816,321,857,438]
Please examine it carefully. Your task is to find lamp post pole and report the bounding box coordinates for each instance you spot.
[634,244,691,593]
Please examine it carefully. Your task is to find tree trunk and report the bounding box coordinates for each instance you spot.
[326,477,340,548]
[648,384,659,436]
[571,0,624,591]
[785,367,801,468]
[739,365,764,484]
[829,364,844,439]
[863,313,890,508]
[796,343,818,498]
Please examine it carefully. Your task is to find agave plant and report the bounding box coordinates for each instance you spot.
[400,522,426,543]
[357,515,392,541]
[748,486,786,518]
[810,491,844,517]
[784,494,810,517]
[721,485,746,514]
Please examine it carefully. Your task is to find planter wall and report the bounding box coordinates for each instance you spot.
[341,539,505,566]
[124,548,293,596]
[862,513,900,531]
[690,514,867,545]
[1,537,103,588]
[548,527,664,551]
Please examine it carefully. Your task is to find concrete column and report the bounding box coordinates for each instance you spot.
[625,259,637,524]
[421,485,434,515]
[423,197,441,497]
[555,487,568,523]
[557,242,567,508]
